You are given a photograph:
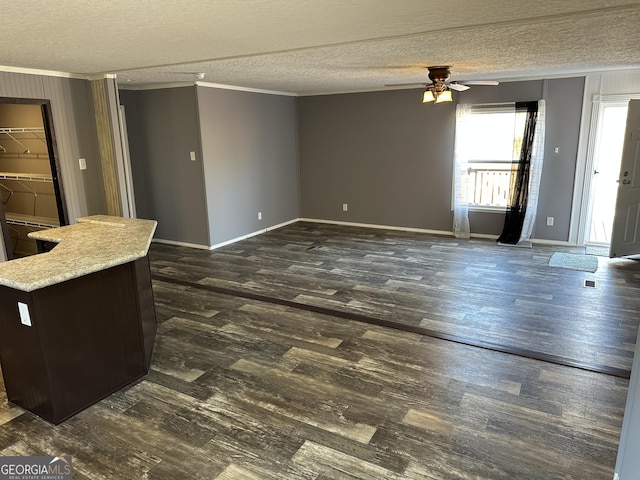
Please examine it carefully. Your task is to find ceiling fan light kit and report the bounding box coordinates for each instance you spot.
[422,90,435,103]
[435,89,452,103]
[423,85,452,103]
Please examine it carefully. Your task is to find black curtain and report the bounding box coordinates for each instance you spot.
[497,101,539,244]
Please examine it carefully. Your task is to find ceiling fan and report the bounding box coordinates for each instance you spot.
[386,66,499,103]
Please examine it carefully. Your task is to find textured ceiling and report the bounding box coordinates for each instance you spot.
[2,0,640,95]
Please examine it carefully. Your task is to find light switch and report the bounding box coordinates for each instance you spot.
[79,158,87,170]
[190,151,196,161]
[18,302,31,326]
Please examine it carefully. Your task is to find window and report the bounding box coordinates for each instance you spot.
[457,105,525,209]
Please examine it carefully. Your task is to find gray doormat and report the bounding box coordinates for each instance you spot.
[548,252,598,273]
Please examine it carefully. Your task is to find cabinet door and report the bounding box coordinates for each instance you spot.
[0,287,54,420]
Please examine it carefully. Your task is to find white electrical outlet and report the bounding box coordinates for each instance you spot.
[79,158,87,170]
[546,216,554,226]
[18,302,31,327]
[343,203,348,212]
[258,212,262,220]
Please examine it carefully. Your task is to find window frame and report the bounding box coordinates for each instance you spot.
[452,103,520,213]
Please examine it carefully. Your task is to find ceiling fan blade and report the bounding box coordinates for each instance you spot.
[448,83,470,92]
[461,80,500,86]
[384,82,428,87]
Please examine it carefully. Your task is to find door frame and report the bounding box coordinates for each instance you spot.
[0,97,68,260]
[0,97,68,227]
[117,104,136,218]
[573,93,640,246]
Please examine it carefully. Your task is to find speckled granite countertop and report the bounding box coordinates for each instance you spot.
[0,215,157,292]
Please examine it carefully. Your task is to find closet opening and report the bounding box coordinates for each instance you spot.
[0,97,68,259]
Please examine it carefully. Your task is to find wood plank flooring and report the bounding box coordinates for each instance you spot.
[152,221,640,376]
[0,221,636,479]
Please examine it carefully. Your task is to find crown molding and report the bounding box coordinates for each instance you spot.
[195,81,296,96]
[0,65,85,80]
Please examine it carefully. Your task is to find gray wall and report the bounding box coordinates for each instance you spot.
[298,78,585,241]
[121,85,299,248]
[121,77,584,245]
[196,87,299,245]
[535,77,584,241]
[120,87,209,246]
[0,71,106,222]
[299,88,456,231]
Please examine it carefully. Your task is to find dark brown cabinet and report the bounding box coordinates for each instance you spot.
[0,255,156,424]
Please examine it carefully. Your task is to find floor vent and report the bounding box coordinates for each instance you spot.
[584,279,597,288]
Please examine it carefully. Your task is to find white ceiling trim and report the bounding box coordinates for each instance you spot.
[118,80,296,96]
[195,81,296,97]
[0,64,85,80]
[118,81,200,91]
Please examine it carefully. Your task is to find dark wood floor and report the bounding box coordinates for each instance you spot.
[0,221,637,479]
[153,221,640,376]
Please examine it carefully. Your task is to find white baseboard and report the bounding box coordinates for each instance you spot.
[531,238,576,247]
[300,218,454,237]
[471,233,499,240]
[208,218,299,250]
[301,218,583,248]
[152,238,211,250]
[152,219,299,251]
[154,218,577,251]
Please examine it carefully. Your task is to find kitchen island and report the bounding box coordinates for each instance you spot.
[0,215,157,424]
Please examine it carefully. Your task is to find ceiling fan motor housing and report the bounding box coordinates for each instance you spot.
[427,66,451,84]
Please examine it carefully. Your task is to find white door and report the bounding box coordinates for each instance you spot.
[586,103,628,245]
[610,100,640,258]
